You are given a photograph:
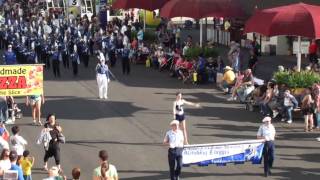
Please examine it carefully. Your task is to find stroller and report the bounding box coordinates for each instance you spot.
[244,78,265,111]
[6,96,23,122]
[159,54,174,71]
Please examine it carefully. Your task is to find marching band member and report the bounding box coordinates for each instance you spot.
[3,44,17,65]
[96,52,110,99]
[70,45,80,77]
[163,120,184,180]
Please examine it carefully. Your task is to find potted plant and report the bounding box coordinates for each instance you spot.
[273,70,320,95]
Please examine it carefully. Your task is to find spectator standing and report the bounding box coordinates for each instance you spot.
[163,120,184,180]
[308,39,318,66]
[301,88,314,132]
[72,167,81,180]
[0,97,8,124]
[92,150,118,180]
[9,126,27,157]
[43,123,64,170]
[281,90,298,124]
[19,150,34,180]
[26,94,45,126]
[39,114,64,171]
[313,84,320,129]
[121,45,131,75]
[257,117,276,177]
[9,150,24,180]
[196,53,207,83]
[0,149,11,172]
[43,166,65,180]
[248,49,258,73]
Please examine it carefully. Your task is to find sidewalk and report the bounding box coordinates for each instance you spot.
[181,29,310,80]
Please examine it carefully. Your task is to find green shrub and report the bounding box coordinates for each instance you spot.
[273,70,320,88]
[144,29,157,43]
[185,47,218,60]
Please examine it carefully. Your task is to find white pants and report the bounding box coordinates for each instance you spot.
[97,74,109,99]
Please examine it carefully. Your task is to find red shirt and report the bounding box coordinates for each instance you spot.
[309,43,318,54]
[131,40,138,50]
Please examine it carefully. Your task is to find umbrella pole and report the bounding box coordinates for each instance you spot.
[297,36,302,72]
[200,19,203,47]
[144,10,146,31]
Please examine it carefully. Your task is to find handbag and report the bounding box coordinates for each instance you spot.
[57,133,66,144]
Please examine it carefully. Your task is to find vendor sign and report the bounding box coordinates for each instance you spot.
[0,65,43,96]
[182,140,265,166]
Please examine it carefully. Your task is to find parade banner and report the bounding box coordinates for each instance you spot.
[182,140,265,166]
[0,65,43,96]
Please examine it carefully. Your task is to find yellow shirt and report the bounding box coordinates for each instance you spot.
[20,157,33,175]
[223,70,235,84]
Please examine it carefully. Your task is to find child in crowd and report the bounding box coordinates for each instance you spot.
[19,150,34,180]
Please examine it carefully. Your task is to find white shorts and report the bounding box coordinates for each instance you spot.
[30,97,41,106]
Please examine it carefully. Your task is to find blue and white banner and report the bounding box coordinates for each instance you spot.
[182,140,265,166]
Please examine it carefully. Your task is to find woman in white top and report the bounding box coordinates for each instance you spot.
[173,92,200,145]
[9,126,27,156]
[0,149,11,173]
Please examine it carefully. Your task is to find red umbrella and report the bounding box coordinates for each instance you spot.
[160,0,245,19]
[244,3,320,71]
[244,3,320,39]
[112,0,169,11]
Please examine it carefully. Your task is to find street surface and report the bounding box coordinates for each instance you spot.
[10,57,320,180]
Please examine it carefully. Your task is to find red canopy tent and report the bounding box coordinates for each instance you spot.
[160,0,245,19]
[112,0,169,30]
[112,0,169,11]
[160,0,245,46]
[244,3,320,71]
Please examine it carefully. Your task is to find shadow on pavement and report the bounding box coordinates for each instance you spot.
[118,170,264,180]
[272,167,320,180]
[19,96,147,120]
[187,105,261,124]
[194,123,258,132]
[67,140,162,147]
[193,133,254,140]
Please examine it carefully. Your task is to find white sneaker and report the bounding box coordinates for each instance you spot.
[281,118,286,122]
[287,120,293,124]
[227,97,234,101]
[316,137,320,142]
[5,119,15,124]
[272,111,279,118]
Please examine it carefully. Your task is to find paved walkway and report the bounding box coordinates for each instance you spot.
[4,54,318,180]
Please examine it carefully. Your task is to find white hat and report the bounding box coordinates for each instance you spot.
[49,166,59,176]
[99,52,105,62]
[262,117,271,123]
[170,120,180,126]
[224,66,233,70]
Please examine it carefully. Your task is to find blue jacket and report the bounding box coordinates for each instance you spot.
[10,164,24,180]
[3,51,17,65]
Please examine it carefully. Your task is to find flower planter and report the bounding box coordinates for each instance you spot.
[291,88,306,96]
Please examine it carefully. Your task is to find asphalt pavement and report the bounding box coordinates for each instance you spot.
[8,55,320,180]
